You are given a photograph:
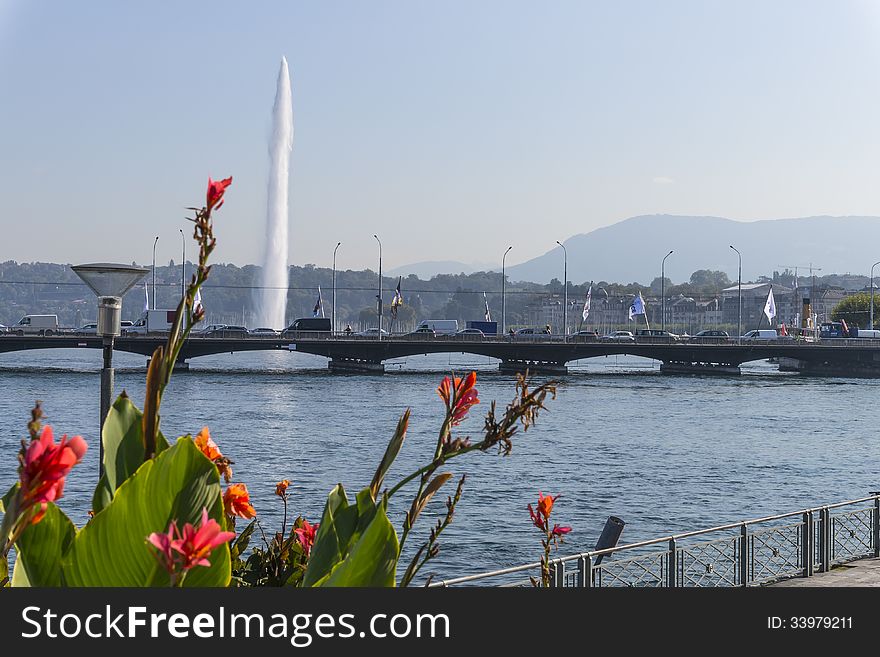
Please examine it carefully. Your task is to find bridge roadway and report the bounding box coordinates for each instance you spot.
[2,333,880,376]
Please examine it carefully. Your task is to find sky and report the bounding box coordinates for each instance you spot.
[3,1,880,274]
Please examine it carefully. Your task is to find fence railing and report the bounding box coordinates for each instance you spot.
[429,495,880,587]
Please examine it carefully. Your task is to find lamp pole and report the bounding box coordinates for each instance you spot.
[730,245,742,341]
[501,246,512,334]
[661,250,673,332]
[179,228,186,301]
[152,236,159,310]
[332,242,341,333]
[871,261,880,330]
[556,241,567,336]
[374,235,382,340]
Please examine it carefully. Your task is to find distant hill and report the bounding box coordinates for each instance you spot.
[388,260,499,278]
[504,214,880,285]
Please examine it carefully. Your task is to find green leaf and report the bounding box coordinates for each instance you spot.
[63,437,228,587]
[302,484,357,587]
[303,486,399,588]
[11,502,76,586]
[92,394,169,514]
[321,497,399,587]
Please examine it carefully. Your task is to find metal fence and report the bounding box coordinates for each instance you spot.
[429,495,880,587]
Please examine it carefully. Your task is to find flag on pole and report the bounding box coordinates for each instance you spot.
[143,282,149,313]
[391,277,403,318]
[628,291,646,320]
[763,286,776,324]
[193,287,203,314]
[582,282,593,321]
[313,287,324,317]
[483,292,491,322]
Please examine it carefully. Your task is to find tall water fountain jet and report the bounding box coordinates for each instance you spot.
[254,56,293,329]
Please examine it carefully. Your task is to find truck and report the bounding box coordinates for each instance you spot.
[12,314,59,336]
[466,320,498,335]
[124,309,178,335]
[415,319,458,335]
[819,320,880,339]
[280,317,332,337]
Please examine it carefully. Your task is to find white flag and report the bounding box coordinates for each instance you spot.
[483,292,491,322]
[764,286,776,324]
[582,282,592,321]
[628,291,646,320]
[194,287,203,314]
[143,282,149,313]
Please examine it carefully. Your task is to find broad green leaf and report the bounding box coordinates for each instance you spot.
[11,502,76,586]
[63,438,228,587]
[302,484,357,587]
[321,497,399,587]
[92,394,170,514]
[303,486,397,587]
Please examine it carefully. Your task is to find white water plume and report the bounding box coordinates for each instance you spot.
[254,56,293,329]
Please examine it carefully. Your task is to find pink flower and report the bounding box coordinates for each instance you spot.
[19,426,87,524]
[147,508,235,575]
[206,176,233,211]
[551,524,572,537]
[294,519,319,557]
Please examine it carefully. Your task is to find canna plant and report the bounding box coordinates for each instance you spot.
[0,173,559,587]
[528,492,572,587]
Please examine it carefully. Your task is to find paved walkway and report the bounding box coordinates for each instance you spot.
[768,558,880,587]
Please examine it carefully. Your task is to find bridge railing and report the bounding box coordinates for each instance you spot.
[428,495,880,587]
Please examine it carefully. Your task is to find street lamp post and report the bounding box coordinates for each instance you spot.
[179,229,186,300]
[661,250,673,332]
[871,261,880,330]
[730,245,742,341]
[501,246,512,334]
[71,263,148,478]
[332,242,341,333]
[556,241,567,336]
[374,235,382,340]
[151,236,159,310]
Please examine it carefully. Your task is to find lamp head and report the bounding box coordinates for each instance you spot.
[72,263,148,337]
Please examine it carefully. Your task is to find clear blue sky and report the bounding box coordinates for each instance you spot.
[2,1,880,273]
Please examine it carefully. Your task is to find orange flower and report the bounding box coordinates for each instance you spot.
[194,427,233,481]
[528,492,560,532]
[275,479,291,497]
[194,427,222,461]
[437,371,479,426]
[223,483,256,519]
[206,176,233,211]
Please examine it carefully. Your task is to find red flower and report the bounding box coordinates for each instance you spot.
[223,483,256,519]
[437,371,479,426]
[294,519,319,557]
[275,479,291,497]
[19,426,87,524]
[148,508,235,575]
[206,176,233,211]
[194,426,233,481]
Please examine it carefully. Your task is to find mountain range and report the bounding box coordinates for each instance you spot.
[396,215,880,285]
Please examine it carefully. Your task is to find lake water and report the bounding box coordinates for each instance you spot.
[1,347,878,583]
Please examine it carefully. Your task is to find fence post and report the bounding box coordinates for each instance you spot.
[578,554,593,588]
[802,511,813,578]
[872,493,880,558]
[667,538,677,588]
[820,507,831,572]
[554,560,565,587]
[739,523,749,586]
[547,561,557,588]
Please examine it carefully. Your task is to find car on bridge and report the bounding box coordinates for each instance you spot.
[690,329,730,343]
[357,328,388,338]
[573,330,599,341]
[407,327,436,339]
[76,323,98,335]
[250,327,280,337]
[202,325,249,338]
[634,329,679,343]
[600,330,635,342]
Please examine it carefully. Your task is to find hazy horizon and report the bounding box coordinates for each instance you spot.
[3,1,880,272]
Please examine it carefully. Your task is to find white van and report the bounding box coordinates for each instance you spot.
[741,329,777,341]
[415,319,458,335]
[13,314,59,336]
